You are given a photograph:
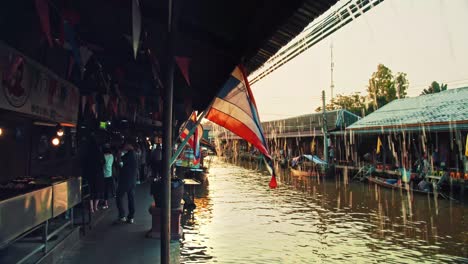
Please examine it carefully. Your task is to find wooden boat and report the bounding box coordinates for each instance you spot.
[367,176,437,196]
[175,149,209,183]
[289,155,327,177]
[290,167,325,177]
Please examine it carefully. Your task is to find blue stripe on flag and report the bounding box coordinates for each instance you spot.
[218,76,241,98]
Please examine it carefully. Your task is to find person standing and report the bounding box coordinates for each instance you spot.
[81,135,105,214]
[151,139,163,179]
[139,141,147,183]
[134,144,142,184]
[114,141,138,224]
[102,145,114,209]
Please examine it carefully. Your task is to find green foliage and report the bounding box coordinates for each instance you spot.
[315,63,409,117]
[367,64,409,111]
[315,93,367,117]
[394,72,408,99]
[420,81,448,95]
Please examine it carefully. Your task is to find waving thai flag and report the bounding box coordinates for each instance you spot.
[206,66,277,188]
[180,112,203,165]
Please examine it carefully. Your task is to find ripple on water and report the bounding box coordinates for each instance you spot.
[180,158,468,263]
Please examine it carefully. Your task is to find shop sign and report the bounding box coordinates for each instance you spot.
[0,43,79,124]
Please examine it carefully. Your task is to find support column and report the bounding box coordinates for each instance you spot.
[161,0,175,262]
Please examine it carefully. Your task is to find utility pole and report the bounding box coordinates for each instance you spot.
[322,90,329,167]
[330,43,334,101]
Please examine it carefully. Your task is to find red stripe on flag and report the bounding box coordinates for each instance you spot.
[206,108,270,159]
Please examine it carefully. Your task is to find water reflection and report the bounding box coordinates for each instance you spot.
[180,157,467,263]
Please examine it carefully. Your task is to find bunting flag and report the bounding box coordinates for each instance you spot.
[175,57,191,86]
[87,95,96,118]
[67,56,74,79]
[108,96,118,116]
[64,21,82,73]
[132,0,142,59]
[80,46,93,69]
[205,66,277,188]
[102,95,110,109]
[376,136,382,154]
[35,0,52,47]
[180,112,203,165]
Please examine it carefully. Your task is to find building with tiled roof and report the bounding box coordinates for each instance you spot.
[347,87,468,133]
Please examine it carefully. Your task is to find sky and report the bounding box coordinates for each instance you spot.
[251,0,468,121]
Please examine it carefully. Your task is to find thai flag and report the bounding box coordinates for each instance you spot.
[206,66,277,188]
[180,112,203,165]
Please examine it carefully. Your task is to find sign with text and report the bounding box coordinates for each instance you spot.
[0,42,79,124]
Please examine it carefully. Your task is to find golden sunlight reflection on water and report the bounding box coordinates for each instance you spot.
[180,157,467,263]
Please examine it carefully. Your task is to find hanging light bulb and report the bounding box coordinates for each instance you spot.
[57,128,64,137]
[0,127,3,136]
[52,137,60,146]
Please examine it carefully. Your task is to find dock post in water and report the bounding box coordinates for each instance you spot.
[322,90,329,168]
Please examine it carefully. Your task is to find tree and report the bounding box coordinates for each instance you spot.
[366,64,409,111]
[315,64,408,116]
[420,81,448,95]
[315,92,367,116]
[394,72,409,99]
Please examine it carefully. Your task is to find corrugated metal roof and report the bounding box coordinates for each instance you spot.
[262,109,360,138]
[348,87,468,132]
[244,0,338,74]
[218,109,359,139]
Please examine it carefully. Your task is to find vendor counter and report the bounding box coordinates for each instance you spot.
[0,177,81,249]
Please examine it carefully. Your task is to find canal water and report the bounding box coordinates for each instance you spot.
[180,157,467,263]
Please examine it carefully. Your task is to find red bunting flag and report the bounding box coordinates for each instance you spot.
[35,0,53,47]
[175,57,191,86]
[87,95,96,118]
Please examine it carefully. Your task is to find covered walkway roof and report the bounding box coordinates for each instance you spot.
[1,0,338,119]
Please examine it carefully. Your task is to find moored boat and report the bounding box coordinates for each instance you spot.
[367,176,439,197]
[289,155,327,177]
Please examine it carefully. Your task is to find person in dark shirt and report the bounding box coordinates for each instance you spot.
[114,141,138,224]
[81,135,105,214]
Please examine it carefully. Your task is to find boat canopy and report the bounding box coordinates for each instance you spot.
[291,155,327,166]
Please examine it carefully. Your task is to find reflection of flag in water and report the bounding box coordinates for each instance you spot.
[376,136,382,154]
[180,112,203,165]
[205,66,277,188]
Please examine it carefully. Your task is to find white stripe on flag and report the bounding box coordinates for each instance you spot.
[211,97,264,140]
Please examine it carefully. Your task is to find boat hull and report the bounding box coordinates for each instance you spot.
[290,168,325,177]
[367,176,437,196]
[175,165,208,183]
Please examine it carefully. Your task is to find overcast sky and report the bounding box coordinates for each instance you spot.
[251,0,468,121]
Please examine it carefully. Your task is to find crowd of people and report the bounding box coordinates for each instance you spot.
[81,134,163,224]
